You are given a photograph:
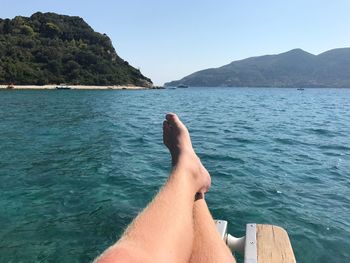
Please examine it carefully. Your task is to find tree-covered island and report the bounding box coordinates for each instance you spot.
[0,12,152,87]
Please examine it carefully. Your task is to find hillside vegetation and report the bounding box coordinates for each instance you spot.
[166,48,350,88]
[0,12,152,86]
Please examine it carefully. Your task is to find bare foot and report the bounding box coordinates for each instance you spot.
[163,113,211,194]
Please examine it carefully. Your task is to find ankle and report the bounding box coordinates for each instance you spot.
[168,167,199,195]
[172,160,204,190]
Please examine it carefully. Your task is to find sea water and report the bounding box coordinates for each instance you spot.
[0,88,349,262]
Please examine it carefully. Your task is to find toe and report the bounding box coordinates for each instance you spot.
[165,113,181,126]
[163,120,170,131]
[165,112,190,138]
[163,121,170,145]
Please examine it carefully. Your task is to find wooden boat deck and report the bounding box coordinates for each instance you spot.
[215,221,296,263]
[256,224,296,263]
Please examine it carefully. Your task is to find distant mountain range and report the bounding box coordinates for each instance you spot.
[0,12,152,86]
[165,48,350,88]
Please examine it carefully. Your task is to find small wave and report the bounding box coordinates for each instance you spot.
[273,137,295,145]
[201,152,245,164]
[306,128,333,136]
[319,145,350,151]
[227,137,255,144]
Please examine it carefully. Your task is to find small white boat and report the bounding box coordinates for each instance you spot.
[216,220,296,263]
[56,84,71,90]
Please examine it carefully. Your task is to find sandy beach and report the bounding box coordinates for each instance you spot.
[0,85,150,90]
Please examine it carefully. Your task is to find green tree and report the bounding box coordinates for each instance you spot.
[44,22,61,38]
[20,25,35,36]
[3,19,12,34]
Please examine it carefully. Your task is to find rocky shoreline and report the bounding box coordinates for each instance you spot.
[0,85,163,90]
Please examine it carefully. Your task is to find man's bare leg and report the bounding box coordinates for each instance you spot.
[190,195,236,263]
[95,113,211,263]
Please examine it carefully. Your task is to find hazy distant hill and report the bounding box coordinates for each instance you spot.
[0,12,152,86]
[165,48,350,88]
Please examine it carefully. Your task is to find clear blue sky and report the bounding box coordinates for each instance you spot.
[1,0,350,85]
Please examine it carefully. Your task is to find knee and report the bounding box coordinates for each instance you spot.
[94,245,152,263]
[94,246,140,263]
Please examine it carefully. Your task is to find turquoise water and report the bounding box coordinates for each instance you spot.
[0,88,349,263]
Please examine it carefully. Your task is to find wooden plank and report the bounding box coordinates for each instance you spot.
[256,224,296,263]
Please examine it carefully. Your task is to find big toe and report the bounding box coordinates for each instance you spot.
[165,113,185,129]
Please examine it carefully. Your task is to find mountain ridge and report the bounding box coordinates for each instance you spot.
[165,48,350,88]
